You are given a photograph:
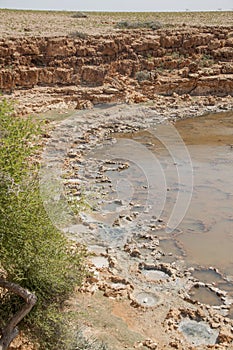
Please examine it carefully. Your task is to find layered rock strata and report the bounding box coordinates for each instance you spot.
[0,26,232,114]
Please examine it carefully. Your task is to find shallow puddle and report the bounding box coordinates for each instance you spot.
[217,282,233,296]
[113,112,233,288]
[159,239,184,261]
[192,269,224,285]
[174,112,233,279]
[188,285,222,306]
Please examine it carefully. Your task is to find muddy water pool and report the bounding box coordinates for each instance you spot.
[87,111,233,291]
[169,112,233,279]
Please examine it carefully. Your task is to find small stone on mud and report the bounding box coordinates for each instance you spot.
[132,292,160,308]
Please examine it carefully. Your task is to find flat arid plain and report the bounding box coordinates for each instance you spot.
[0,9,233,37]
[0,9,233,350]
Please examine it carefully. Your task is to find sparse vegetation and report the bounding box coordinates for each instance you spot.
[71,330,109,350]
[135,70,151,82]
[199,54,215,67]
[71,12,88,19]
[116,20,162,30]
[169,51,184,59]
[0,10,232,37]
[0,99,87,349]
[69,31,89,39]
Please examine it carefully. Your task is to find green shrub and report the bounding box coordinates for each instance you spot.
[71,330,109,350]
[116,20,162,30]
[69,31,89,39]
[71,12,87,18]
[135,70,151,82]
[199,54,215,67]
[0,99,87,349]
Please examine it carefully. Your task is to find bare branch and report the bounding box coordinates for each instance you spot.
[0,278,37,350]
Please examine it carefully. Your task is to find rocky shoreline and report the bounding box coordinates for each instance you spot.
[7,96,233,350]
[37,103,233,350]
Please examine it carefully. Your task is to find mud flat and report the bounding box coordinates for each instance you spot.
[38,104,233,350]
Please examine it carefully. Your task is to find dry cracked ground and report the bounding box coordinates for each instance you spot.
[0,9,233,350]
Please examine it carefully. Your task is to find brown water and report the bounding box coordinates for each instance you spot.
[86,111,233,293]
[174,112,233,278]
[192,269,224,285]
[115,111,233,280]
[188,285,223,306]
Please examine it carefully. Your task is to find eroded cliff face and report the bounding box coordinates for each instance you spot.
[0,26,233,113]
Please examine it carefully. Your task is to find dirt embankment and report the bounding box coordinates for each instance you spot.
[0,26,233,114]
